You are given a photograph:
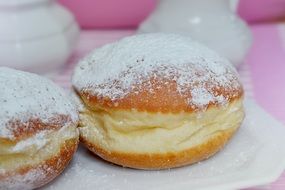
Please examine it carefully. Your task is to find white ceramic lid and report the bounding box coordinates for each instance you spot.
[0,3,77,42]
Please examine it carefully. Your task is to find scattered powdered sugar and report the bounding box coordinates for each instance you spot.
[44,161,118,190]
[191,87,216,107]
[72,33,241,109]
[69,89,85,112]
[0,67,78,139]
[2,166,48,190]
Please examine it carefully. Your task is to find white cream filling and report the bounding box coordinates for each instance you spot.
[0,124,78,171]
[79,100,244,154]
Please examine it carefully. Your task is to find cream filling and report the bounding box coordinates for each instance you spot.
[79,100,244,154]
[0,125,78,172]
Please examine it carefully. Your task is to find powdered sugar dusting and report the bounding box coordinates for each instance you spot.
[0,67,78,139]
[72,33,241,110]
[2,166,49,190]
[69,90,85,112]
[191,87,217,107]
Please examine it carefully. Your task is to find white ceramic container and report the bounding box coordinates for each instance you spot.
[138,0,252,67]
[0,0,79,73]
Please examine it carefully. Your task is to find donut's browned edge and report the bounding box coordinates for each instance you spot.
[80,126,240,170]
[77,78,244,113]
[0,138,79,189]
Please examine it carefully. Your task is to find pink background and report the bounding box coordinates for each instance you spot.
[238,0,285,23]
[59,0,285,29]
[59,0,156,28]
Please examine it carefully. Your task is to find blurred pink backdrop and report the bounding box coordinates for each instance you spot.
[59,0,285,29]
[238,0,285,23]
[59,0,156,28]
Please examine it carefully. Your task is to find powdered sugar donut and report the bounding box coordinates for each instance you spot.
[0,67,79,190]
[72,33,244,169]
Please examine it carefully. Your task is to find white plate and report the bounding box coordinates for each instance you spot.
[42,99,285,190]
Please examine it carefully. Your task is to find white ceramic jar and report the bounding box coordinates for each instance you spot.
[0,0,79,73]
[138,0,252,67]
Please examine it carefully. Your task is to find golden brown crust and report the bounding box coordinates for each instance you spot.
[2,115,75,142]
[77,78,244,113]
[80,127,238,170]
[0,138,78,189]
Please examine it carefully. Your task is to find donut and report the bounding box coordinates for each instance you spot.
[0,67,79,189]
[72,33,244,170]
